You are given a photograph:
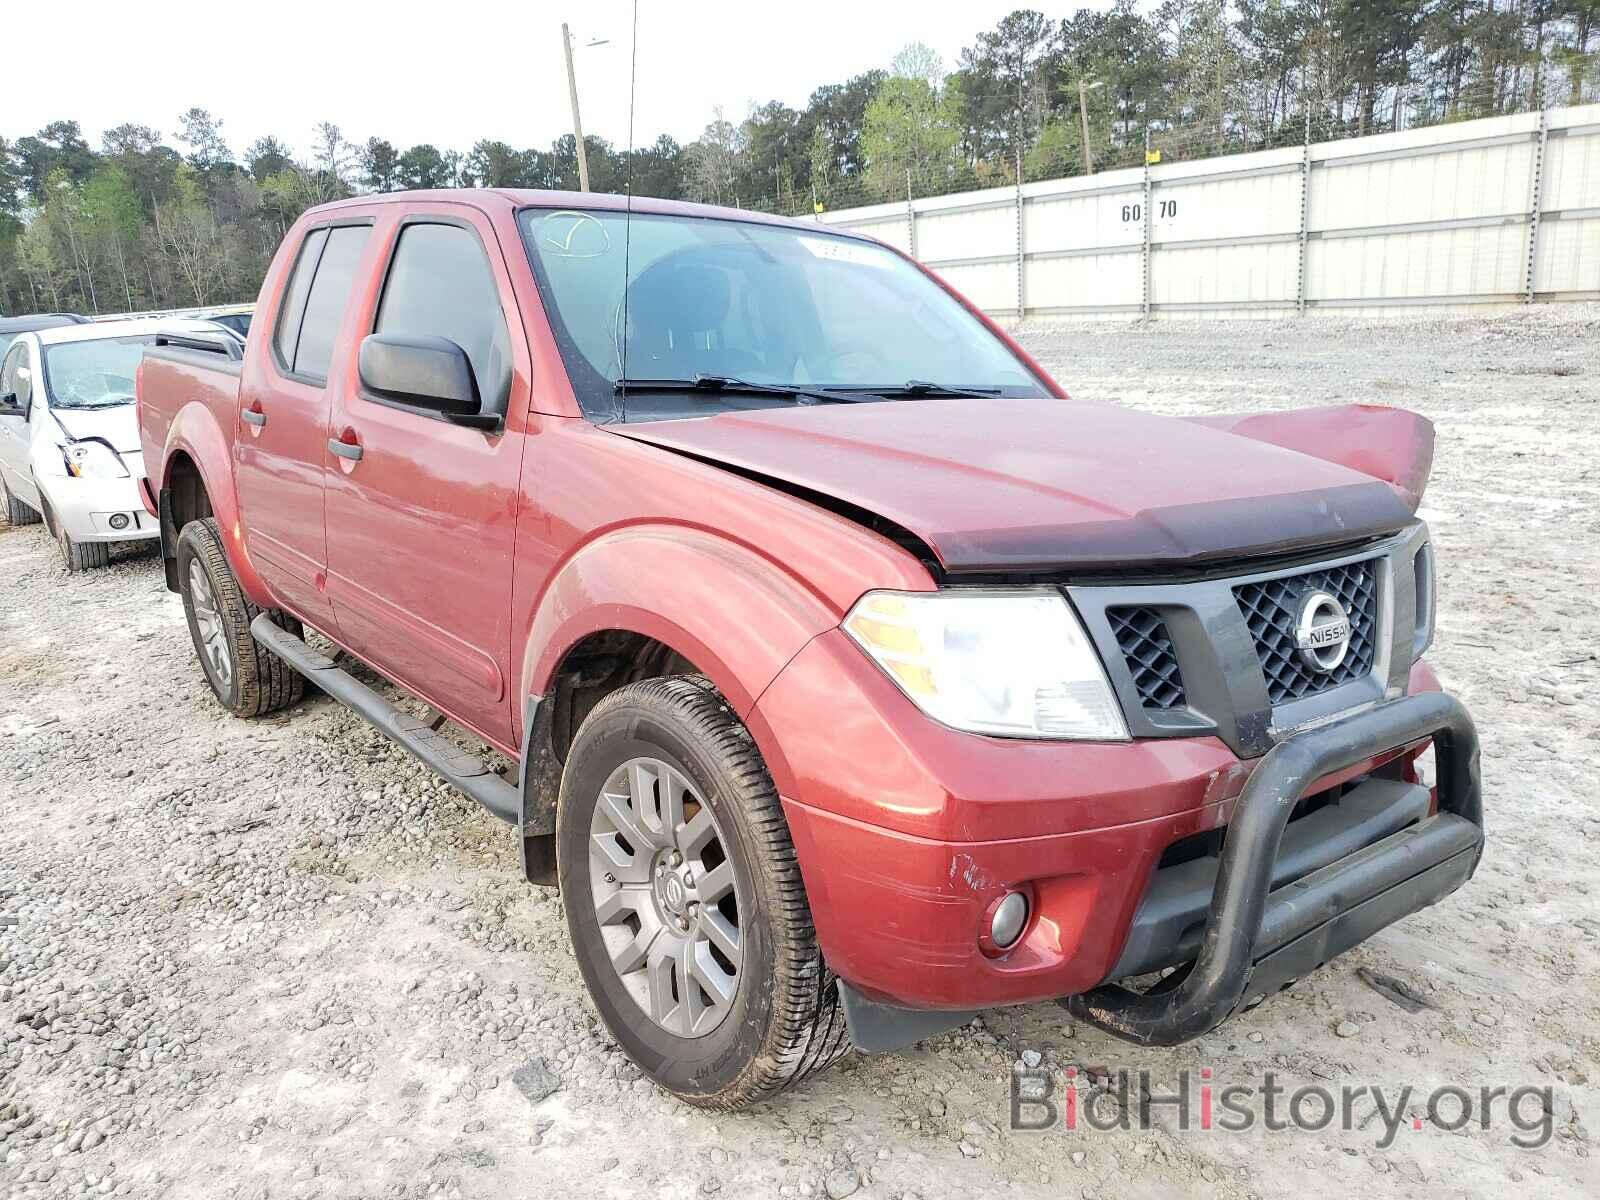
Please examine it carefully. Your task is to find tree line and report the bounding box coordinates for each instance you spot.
[2,0,1595,316]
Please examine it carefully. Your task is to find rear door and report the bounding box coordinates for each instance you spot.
[322,204,530,748]
[235,219,374,628]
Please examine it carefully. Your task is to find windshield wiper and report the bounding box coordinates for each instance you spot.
[823,380,1004,399]
[614,375,869,406]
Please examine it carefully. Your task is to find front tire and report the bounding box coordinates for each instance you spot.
[176,517,304,717]
[55,516,111,572]
[557,675,849,1109]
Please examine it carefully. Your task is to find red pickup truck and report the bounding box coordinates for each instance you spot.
[136,189,1483,1108]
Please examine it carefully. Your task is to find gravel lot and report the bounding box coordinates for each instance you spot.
[2,308,1597,1200]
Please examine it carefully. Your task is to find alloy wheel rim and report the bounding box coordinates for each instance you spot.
[588,756,742,1039]
[187,560,233,691]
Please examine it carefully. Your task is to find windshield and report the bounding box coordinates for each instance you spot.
[518,209,1044,421]
[0,334,16,359]
[42,335,156,409]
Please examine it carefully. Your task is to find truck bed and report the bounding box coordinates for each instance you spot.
[136,344,243,487]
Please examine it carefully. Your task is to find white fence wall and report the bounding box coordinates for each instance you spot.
[816,104,1600,319]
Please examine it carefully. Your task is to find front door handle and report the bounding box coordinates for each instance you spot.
[242,408,266,427]
[328,436,363,462]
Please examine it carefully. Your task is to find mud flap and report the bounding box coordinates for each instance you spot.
[838,982,978,1053]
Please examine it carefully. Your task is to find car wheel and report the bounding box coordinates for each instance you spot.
[176,516,305,717]
[1,477,41,526]
[55,516,111,572]
[557,675,849,1109]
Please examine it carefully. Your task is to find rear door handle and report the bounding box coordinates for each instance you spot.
[327,437,363,462]
[242,408,266,427]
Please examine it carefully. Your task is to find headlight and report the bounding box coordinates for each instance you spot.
[61,441,128,480]
[843,589,1128,740]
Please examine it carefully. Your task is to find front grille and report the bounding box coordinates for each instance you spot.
[1108,606,1187,709]
[1234,560,1378,704]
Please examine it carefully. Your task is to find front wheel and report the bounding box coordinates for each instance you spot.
[176,517,304,717]
[55,516,110,572]
[557,675,849,1109]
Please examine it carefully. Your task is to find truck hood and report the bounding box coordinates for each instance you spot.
[610,398,1428,574]
[50,405,141,453]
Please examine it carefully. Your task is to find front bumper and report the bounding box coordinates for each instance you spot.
[758,630,1481,1048]
[43,474,159,542]
[1063,689,1480,1046]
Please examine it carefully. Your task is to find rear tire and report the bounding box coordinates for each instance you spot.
[557,675,849,1109]
[2,477,41,526]
[176,516,305,717]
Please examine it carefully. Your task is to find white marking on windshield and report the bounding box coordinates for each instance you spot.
[796,237,889,268]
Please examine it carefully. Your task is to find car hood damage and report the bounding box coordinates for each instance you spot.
[50,405,142,453]
[610,398,1434,574]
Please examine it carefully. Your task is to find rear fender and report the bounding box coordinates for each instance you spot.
[1187,405,1435,511]
[161,404,273,608]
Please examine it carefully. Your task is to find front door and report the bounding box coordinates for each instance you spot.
[0,341,41,508]
[234,220,375,628]
[322,205,529,749]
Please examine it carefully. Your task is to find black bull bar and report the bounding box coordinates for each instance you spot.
[1063,691,1483,1046]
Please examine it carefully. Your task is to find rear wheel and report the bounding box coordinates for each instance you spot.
[176,517,304,717]
[558,675,849,1109]
[1,477,41,526]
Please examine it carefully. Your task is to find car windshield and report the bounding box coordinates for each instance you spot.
[0,334,15,359]
[518,209,1045,421]
[42,335,156,409]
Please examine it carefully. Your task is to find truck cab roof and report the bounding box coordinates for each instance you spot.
[302,187,872,239]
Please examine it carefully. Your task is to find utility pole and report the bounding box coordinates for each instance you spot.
[1077,79,1103,175]
[1078,78,1095,175]
[561,22,590,192]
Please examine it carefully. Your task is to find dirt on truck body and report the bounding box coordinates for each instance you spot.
[134,187,1482,1108]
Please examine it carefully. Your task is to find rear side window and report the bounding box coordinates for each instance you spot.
[375,223,511,407]
[293,226,371,382]
[272,228,327,372]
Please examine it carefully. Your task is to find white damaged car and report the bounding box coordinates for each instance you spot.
[0,317,241,571]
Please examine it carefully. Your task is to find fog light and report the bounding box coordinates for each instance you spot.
[109,513,130,531]
[990,891,1029,949]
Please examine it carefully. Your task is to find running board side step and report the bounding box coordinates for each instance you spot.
[250,615,519,824]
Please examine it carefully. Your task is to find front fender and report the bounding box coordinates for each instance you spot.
[519,524,844,785]
[162,403,272,608]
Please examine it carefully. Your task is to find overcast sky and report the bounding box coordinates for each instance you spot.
[6,0,1095,160]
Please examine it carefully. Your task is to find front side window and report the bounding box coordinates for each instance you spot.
[289,225,371,383]
[518,209,1044,421]
[2,342,34,409]
[374,222,512,408]
[42,335,156,409]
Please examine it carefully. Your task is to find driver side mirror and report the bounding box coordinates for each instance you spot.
[358,335,499,430]
[0,391,21,416]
